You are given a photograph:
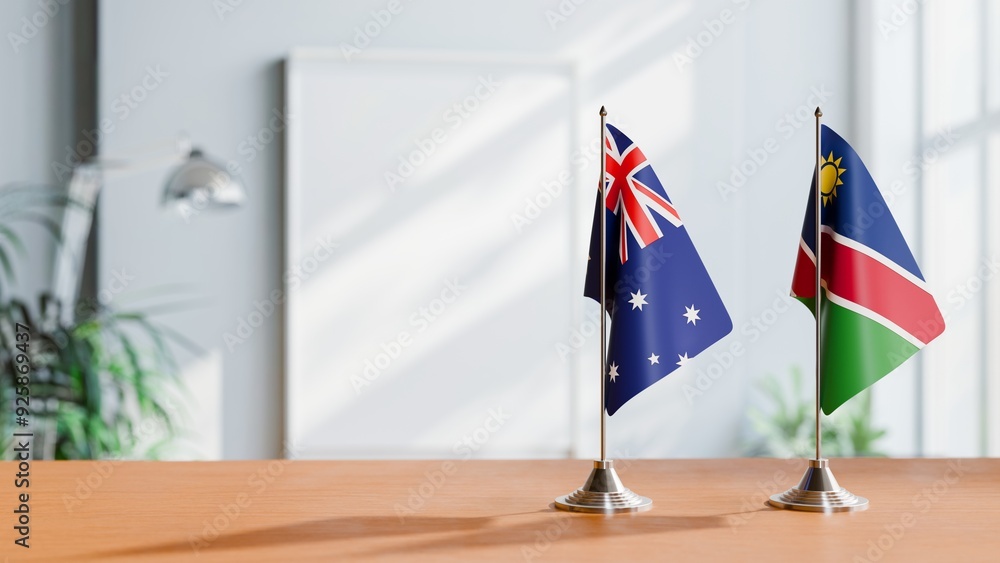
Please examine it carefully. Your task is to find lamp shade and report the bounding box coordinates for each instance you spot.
[162,148,245,209]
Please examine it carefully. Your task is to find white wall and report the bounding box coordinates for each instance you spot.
[0,0,76,299]
[96,0,855,459]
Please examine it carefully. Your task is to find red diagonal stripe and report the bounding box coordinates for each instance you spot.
[631,177,681,225]
[791,233,944,345]
[791,243,815,298]
[605,147,646,211]
[620,178,660,246]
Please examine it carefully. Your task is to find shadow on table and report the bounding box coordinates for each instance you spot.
[88,509,731,559]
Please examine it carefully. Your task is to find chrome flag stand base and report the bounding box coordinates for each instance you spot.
[769,458,869,512]
[555,108,651,516]
[554,460,652,514]
[768,109,868,515]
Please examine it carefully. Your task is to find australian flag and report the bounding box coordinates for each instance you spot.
[585,124,732,415]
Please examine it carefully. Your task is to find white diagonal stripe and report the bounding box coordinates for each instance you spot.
[820,225,933,294]
[823,284,926,349]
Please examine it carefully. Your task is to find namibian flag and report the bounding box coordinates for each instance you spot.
[791,125,945,415]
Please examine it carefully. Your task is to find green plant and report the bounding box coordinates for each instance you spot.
[744,366,887,457]
[0,294,195,459]
[0,183,192,460]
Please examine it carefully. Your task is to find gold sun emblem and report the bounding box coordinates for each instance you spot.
[819,151,846,206]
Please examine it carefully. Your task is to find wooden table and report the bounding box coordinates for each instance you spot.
[2,458,998,561]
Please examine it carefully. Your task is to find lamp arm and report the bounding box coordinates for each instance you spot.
[89,135,193,176]
[52,164,102,320]
[51,134,192,317]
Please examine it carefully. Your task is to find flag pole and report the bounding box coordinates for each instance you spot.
[599,105,608,463]
[554,106,651,514]
[768,107,868,512]
[814,106,823,463]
